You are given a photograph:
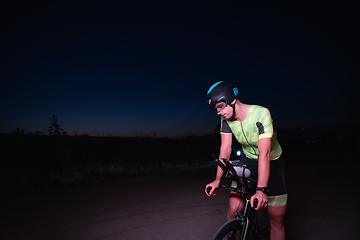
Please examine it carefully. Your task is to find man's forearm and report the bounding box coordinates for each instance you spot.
[257,153,270,188]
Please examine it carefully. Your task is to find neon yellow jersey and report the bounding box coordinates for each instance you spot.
[220,105,282,160]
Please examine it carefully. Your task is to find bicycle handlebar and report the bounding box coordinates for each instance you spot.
[211,154,258,199]
[212,154,255,181]
[210,185,259,209]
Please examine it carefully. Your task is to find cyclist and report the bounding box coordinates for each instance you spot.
[205,81,287,240]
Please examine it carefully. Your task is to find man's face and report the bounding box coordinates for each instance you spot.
[214,102,233,119]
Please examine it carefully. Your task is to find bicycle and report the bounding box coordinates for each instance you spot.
[207,156,269,240]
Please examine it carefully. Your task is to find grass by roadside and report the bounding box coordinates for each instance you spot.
[0,134,218,196]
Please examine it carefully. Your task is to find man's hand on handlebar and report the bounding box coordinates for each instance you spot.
[251,191,268,210]
[205,181,219,197]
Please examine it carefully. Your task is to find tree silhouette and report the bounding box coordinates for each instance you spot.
[48,115,67,136]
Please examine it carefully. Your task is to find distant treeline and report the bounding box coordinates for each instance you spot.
[0,133,220,195]
[1,126,358,195]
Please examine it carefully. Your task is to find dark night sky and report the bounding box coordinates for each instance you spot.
[1,0,359,138]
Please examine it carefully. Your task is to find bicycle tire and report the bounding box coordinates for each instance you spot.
[212,218,253,240]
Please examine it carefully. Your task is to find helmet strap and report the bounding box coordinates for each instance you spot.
[229,101,236,118]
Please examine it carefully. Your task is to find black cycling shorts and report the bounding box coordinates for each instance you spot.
[240,153,287,196]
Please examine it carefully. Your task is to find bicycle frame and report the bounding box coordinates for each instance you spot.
[234,199,253,240]
[210,157,262,240]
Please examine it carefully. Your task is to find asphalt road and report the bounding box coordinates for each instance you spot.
[1,155,359,240]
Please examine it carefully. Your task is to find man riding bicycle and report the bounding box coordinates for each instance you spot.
[205,81,287,240]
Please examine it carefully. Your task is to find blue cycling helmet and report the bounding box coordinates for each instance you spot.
[207,81,238,112]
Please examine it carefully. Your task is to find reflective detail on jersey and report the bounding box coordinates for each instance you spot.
[268,194,287,206]
[256,122,265,134]
[207,81,223,94]
[221,119,232,133]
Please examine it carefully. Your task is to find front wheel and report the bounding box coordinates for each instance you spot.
[212,218,254,240]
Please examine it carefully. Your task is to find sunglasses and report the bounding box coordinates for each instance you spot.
[213,102,227,113]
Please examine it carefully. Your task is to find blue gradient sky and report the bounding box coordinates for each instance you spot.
[1,0,359,137]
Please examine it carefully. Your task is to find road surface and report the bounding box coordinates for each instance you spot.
[1,156,359,240]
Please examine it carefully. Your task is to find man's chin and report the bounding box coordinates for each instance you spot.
[223,114,235,120]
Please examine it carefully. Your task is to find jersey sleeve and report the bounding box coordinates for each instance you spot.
[257,108,274,140]
[220,117,232,134]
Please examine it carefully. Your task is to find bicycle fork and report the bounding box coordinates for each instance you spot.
[237,199,257,240]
